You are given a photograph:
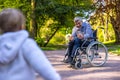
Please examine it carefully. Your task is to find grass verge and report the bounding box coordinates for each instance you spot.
[106,43,120,56]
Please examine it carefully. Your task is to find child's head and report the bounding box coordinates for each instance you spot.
[0,8,25,33]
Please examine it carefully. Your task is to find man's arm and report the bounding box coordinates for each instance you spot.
[84,23,93,39]
[69,27,77,41]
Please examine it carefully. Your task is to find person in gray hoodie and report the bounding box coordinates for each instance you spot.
[0,8,61,80]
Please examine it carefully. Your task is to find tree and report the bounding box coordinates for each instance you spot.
[0,0,94,46]
[91,0,120,43]
[35,0,93,46]
[30,0,37,38]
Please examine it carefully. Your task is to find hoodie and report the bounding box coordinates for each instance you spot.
[0,30,61,80]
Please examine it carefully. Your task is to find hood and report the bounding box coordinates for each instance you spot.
[0,30,29,64]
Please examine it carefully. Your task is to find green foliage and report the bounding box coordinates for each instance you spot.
[0,0,31,30]
[95,25,115,42]
[49,31,66,45]
[35,0,94,46]
[35,37,45,47]
[90,13,115,43]
[106,42,120,56]
[0,0,96,46]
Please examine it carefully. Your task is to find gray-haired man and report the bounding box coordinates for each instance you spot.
[65,17,93,66]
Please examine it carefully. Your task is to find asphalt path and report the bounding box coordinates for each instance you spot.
[36,50,120,80]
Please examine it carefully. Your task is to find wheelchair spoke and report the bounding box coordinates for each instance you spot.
[87,41,108,67]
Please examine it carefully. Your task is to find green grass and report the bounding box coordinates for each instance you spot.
[103,40,115,44]
[106,44,120,56]
[101,40,120,56]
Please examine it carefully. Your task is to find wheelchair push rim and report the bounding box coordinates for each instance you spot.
[86,41,108,67]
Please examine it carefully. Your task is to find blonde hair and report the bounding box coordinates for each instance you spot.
[0,8,25,33]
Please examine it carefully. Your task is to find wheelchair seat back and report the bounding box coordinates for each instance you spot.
[92,29,97,41]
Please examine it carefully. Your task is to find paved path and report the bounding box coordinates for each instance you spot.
[37,50,120,80]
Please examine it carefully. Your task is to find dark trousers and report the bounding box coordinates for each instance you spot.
[68,37,90,58]
[68,40,74,57]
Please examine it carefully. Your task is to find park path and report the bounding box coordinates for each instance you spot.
[37,50,120,80]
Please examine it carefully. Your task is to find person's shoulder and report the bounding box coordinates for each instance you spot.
[82,22,88,25]
[22,38,37,48]
[82,22,91,27]
[21,38,39,53]
[82,22,87,27]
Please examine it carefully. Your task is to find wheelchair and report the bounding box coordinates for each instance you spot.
[63,30,108,69]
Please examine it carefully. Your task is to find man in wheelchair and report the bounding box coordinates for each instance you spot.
[64,17,93,67]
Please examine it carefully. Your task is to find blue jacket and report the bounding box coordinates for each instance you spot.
[0,30,61,80]
[72,22,93,39]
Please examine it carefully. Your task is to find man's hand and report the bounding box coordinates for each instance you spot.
[69,36,74,41]
[77,33,84,39]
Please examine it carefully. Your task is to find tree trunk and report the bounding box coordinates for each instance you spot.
[43,27,60,47]
[110,16,120,43]
[30,0,37,38]
[110,0,120,43]
[94,0,120,43]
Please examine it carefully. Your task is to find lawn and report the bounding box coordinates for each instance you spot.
[106,43,120,56]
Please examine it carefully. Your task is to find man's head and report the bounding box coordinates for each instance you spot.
[0,8,25,33]
[74,17,83,28]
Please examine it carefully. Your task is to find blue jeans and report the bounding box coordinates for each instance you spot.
[68,37,90,57]
[71,37,83,57]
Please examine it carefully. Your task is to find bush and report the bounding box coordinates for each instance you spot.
[49,32,66,45]
[35,37,45,46]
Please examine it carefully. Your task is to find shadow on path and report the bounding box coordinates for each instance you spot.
[37,50,120,80]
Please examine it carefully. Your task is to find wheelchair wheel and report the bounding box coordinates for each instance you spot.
[75,59,82,69]
[74,47,89,65]
[63,48,69,62]
[86,41,108,67]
